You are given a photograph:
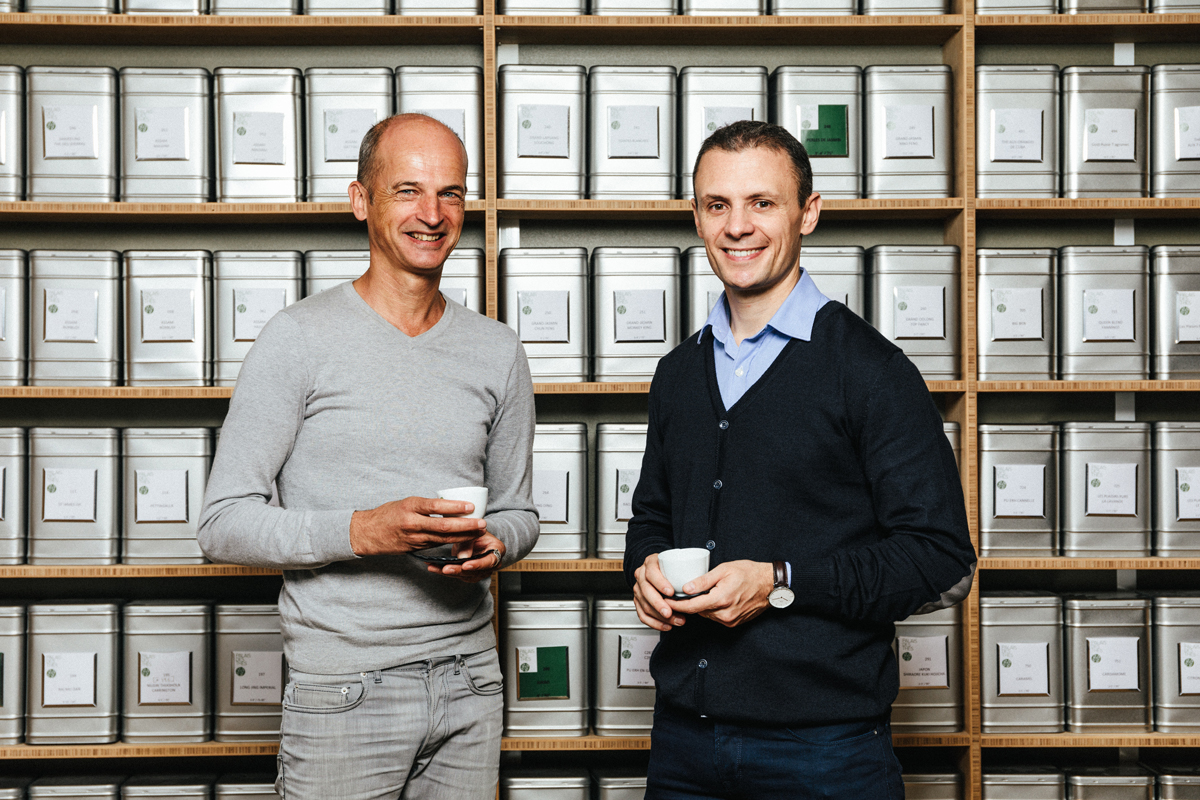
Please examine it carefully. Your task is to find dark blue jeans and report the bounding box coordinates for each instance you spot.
[645,701,905,800]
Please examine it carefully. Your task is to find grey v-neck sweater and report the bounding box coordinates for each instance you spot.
[199,282,539,673]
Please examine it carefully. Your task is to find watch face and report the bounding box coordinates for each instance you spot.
[769,587,795,609]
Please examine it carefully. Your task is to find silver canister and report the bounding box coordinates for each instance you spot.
[395,67,484,200]
[1155,423,1200,556]
[683,246,723,339]
[596,423,647,561]
[944,421,960,466]
[891,605,962,734]
[119,68,211,203]
[498,0,582,13]
[501,596,589,737]
[500,770,590,800]
[212,251,302,387]
[867,245,960,380]
[864,66,953,199]
[1154,246,1200,379]
[981,768,1065,800]
[122,776,214,800]
[29,250,121,386]
[24,0,112,17]
[25,67,117,202]
[307,0,387,14]
[1062,0,1145,14]
[123,601,212,742]
[976,66,1059,199]
[1058,245,1149,380]
[593,597,657,737]
[903,774,962,800]
[587,66,677,200]
[214,777,276,800]
[214,604,284,742]
[770,67,862,199]
[530,423,587,560]
[28,779,122,800]
[0,250,27,385]
[861,0,946,13]
[979,425,1059,557]
[211,0,297,15]
[394,0,476,15]
[678,67,767,198]
[1152,65,1200,197]
[771,0,854,15]
[304,68,393,202]
[1065,767,1153,799]
[0,605,24,744]
[304,250,366,298]
[1060,423,1151,557]
[498,248,589,383]
[25,603,120,744]
[124,250,212,387]
[441,248,485,315]
[1152,593,1200,733]
[979,592,1064,734]
[1062,66,1150,198]
[803,245,865,318]
[214,69,303,201]
[1155,767,1200,800]
[498,66,586,200]
[977,248,1056,380]
[1064,594,1152,732]
[0,428,27,565]
[594,770,646,800]
[122,0,206,14]
[28,428,120,566]
[122,428,212,565]
[682,0,762,16]
[592,0,673,13]
[974,0,1054,13]
[0,67,23,201]
[592,247,680,382]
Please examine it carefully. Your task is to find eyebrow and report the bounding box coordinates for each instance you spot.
[389,180,467,194]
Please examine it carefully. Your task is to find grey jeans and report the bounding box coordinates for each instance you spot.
[276,649,504,800]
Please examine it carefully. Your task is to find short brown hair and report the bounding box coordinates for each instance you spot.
[692,119,814,205]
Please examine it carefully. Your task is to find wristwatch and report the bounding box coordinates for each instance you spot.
[768,560,795,609]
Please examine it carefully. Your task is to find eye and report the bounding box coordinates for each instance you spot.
[754,200,773,209]
[708,202,727,212]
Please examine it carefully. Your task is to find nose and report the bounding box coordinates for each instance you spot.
[723,204,755,239]
[415,190,443,227]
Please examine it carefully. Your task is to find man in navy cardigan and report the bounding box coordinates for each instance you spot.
[623,120,976,800]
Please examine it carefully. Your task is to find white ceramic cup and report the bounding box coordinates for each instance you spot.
[657,547,710,597]
[437,486,488,558]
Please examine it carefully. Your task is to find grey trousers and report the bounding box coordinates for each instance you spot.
[276,650,504,800]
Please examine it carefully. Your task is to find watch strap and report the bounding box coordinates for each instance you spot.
[772,560,787,589]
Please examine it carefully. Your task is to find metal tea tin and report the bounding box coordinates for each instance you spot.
[1058,245,1149,380]
[498,248,589,383]
[977,248,1056,380]
[1151,65,1200,197]
[0,605,24,743]
[498,66,586,199]
[1064,594,1152,732]
[0,779,30,800]
[1151,0,1200,10]
[121,428,212,565]
[1062,0,1145,14]
[530,423,587,559]
[1065,767,1153,798]
[214,69,303,201]
[441,248,485,315]
[1152,593,1200,733]
[0,67,23,201]
[596,423,646,560]
[304,68,393,202]
[770,67,862,198]
[979,592,1064,733]
[891,605,962,734]
[592,0,673,13]
[864,65,953,199]
[501,596,589,737]
[1060,422,1151,557]
[121,776,214,800]
[771,0,854,14]
[24,0,112,16]
[307,0,387,13]
[26,602,120,744]
[303,250,366,298]
[1155,423,1200,556]
[29,779,122,800]
[395,66,484,200]
[677,67,767,199]
[682,0,762,15]
[395,0,477,14]
[1062,66,1150,198]
[122,0,206,14]
[1155,766,1200,799]
[903,774,962,800]
[119,68,211,203]
[29,250,120,386]
[211,0,297,14]
[591,247,680,382]
[213,777,276,800]
[804,245,865,318]
[1153,246,1200,379]
[500,770,590,800]
[212,251,302,387]
[594,770,646,800]
[25,67,117,201]
[28,428,120,566]
[588,66,676,200]
[975,0,1054,13]
[683,246,723,338]
[123,601,212,742]
[981,767,1065,800]
[214,604,284,742]
[979,425,1059,557]
[0,428,25,565]
[0,250,26,385]
[867,245,960,379]
[944,421,960,466]
[862,0,946,13]
[976,66,1059,198]
[593,597,657,737]
[498,0,582,12]
[123,250,211,387]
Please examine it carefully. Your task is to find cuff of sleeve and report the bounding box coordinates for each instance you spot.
[311,509,360,564]
[789,559,834,598]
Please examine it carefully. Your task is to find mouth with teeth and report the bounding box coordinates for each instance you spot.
[723,246,766,260]
[406,232,444,243]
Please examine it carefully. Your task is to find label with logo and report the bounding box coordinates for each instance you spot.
[1177,467,1200,521]
[233,288,287,342]
[323,108,377,163]
[138,651,192,705]
[232,111,286,165]
[516,290,570,344]
[608,105,659,159]
[1083,108,1136,162]
[1085,462,1138,516]
[797,104,849,158]
[703,106,753,136]
[135,469,189,524]
[517,645,570,700]
[1082,288,1135,341]
[231,651,284,705]
[994,464,1046,518]
[1176,105,1200,160]
[417,109,466,142]
[42,468,97,522]
[616,468,640,521]
[140,288,195,342]
[443,287,468,307]
[517,105,570,158]
[43,288,100,343]
[884,105,935,159]
[1177,291,1200,343]
[893,286,945,339]
[42,105,98,159]
[991,288,1043,340]
[618,633,658,688]
[998,642,1050,695]
[42,652,96,707]
[990,108,1043,162]
[134,106,189,162]
[897,635,948,689]
[613,290,665,343]
[1087,637,1140,691]
[1180,642,1200,695]
[532,469,569,524]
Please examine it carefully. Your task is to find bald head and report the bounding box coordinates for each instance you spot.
[356,113,468,201]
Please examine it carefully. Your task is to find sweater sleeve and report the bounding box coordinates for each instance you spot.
[623,358,676,586]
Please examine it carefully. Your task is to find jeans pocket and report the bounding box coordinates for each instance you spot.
[784,717,881,746]
[274,749,285,798]
[461,650,504,697]
[284,675,368,714]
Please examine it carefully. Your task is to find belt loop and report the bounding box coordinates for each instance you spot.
[373,670,382,684]
[454,655,463,676]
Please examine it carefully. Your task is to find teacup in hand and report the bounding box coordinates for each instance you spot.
[657,547,710,598]
[437,486,487,559]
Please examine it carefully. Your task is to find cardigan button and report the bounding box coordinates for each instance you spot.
[719,420,729,430]
[698,659,708,669]
[713,479,722,489]
[705,540,715,551]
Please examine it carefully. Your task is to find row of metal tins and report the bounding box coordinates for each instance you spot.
[977,65,1200,199]
[0,778,277,800]
[0,602,282,745]
[981,766,1200,800]
[0,248,483,387]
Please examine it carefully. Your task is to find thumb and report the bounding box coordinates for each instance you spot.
[681,565,720,596]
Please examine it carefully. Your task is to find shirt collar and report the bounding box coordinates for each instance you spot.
[698,266,830,347]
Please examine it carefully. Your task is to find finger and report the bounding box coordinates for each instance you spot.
[410,497,479,518]
[632,595,672,632]
[637,575,674,620]
[668,592,725,616]
[635,582,684,627]
[416,515,488,535]
[460,550,501,571]
[680,565,722,597]
[644,558,678,601]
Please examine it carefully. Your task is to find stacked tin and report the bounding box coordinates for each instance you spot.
[1062,66,1150,198]
[977,248,1056,379]
[498,66,587,199]
[530,423,588,559]
[588,67,677,200]
[980,592,1064,733]
[25,67,118,201]
[304,68,393,202]
[213,604,284,742]
[0,605,24,743]
[976,66,1060,198]
[864,66,953,199]
[683,246,723,337]
[500,771,590,800]
[0,428,25,565]
[979,424,1059,557]
[593,770,647,800]
[804,245,865,318]
[1060,422,1152,557]
[591,247,680,382]
[1058,246,1150,380]
[498,248,590,382]
[682,0,763,13]
[1152,593,1200,733]
[891,605,963,734]
[28,779,122,800]
[1153,246,1200,379]
[596,423,647,560]
[677,67,767,198]
[122,601,212,742]
[304,250,367,298]
[981,768,1065,800]
[213,776,278,800]
[592,597,657,737]
[29,428,120,566]
[122,428,211,564]
[1066,767,1154,799]
[1152,65,1200,197]
[440,248,486,315]
[0,251,25,385]
[867,245,961,380]
[501,596,589,737]
[395,66,484,200]
[212,251,302,386]
[29,250,121,387]
[214,68,303,202]
[123,250,211,386]
[0,68,22,201]
[902,774,963,800]
[119,68,211,203]
[1064,594,1153,732]
[121,777,214,800]
[770,67,862,198]
[1155,422,1200,556]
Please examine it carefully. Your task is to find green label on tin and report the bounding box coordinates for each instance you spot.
[798,105,849,158]
[517,645,570,700]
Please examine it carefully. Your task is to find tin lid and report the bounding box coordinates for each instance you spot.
[592,247,680,276]
[443,249,484,278]
[122,251,212,278]
[119,67,210,79]
[976,64,1060,75]
[1062,65,1150,76]
[594,596,636,612]
[394,65,482,77]
[803,246,866,273]
[27,65,117,78]
[30,427,121,457]
[904,773,961,785]
[977,248,1057,275]
[1059,245,1149,273]
[982,766,1064,783]
[124,601,211,616]
[534,423,588,451]
[535,422,587,435]
[1067,765,1152,785]
[30,777,125,794]
[1152,592,1200,610]
[865,64,952,76]
[123,428,212,440]
[30,250,121,278]
[304,250,369,262]
[215,604,279,616]
[589,65,676,77]
[499,769,590,789]
[499,248,588,275]
[1153,421,1200,450]
[596,423,648,436]
[0,66,23,77]
[680,65,768,77]
[29,601,122,616]
[0,427,25,455]
[980,424,1059,434]
[980,591,1060,606]
[772,65,861,78]
[896,604,960,625]
[213,774,276,794]
[0,604,24,617]
[1151,246,1200,274]
[0,250,24,279]
[1152,764,1200,785]
[1060,421,1150,449]
[868,245,959,272]
[121,776,214,796]
[498,64,586,76]
[1064,592,1149,610]
[1152,64,1200,75]
[213,67,301,77]
[504,595,588,612]
[591,768,647,788]
[684,246,713,275]
[303,67,393,77]
[214,251,304,280]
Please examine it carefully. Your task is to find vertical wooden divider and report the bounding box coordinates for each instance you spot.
[483,2,499,321]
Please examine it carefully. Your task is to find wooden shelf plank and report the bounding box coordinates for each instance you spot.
[978,380,1200,392]
[976,198,1200,219]
[0,201,485,224]
[497,198,964,220]
[0,564,281,578]
[981,557,1200,570]
[893,733,972,747]
[0,742,279,759]
[0,386,232,399]
[981,733,1200,747]
[503,558,624,572]
[533,381,652,394]
[975,13,1200,44]
[501,735,651,751]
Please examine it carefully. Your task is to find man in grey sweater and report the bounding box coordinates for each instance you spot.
[198,114,539,800]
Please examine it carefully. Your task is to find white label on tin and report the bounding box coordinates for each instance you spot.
[532,469,569,524]
[42,468,97,522]
[416,109,466,142]
[614,289,665,343]
[443,287,468,307]
[323,108,377,163]
[1176,291,1200,343]
[517,646,537,675]
[1083,108,1136,162]
[232,651,283,705]
[884,105,935,159]
[616,468,640,521]
[994,464,1045,518]
[517,104,569,158]
[1180,642,1200,695]
[1177,467,1200,520]
[233,288,286,342]
[998,642,1050,695]
[608,105,659,159]
[135,469,189,523]
[1085,462,1138,516]
[43,288,99,343]
[1176,106,1200,160]
[139,651,191,705]
[1087,637,1139,691]
[707,291,724,315]
[42,652,96,706]
[0,287,6,340]
[990,108,1043,162]
[990,288,1043,340]
[898,635,948,689]
[134,106,189,162]
[703,106,754,137]
[893,286,944,339]
[618,633,657,688]
[42,105,98,159]
[232,111,286,165]
[1082,289,1135,341]
[0,109,5,165]
[140,288,195,342]
[517,290,569,343]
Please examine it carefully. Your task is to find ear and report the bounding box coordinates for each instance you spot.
[691,197,703,238]
[799,191,822,236]
[348,181,370,222]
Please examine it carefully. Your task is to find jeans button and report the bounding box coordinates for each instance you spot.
[706,540,716,551]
